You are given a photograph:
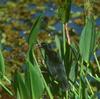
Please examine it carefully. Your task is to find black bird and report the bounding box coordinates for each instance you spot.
[41,41,69,91]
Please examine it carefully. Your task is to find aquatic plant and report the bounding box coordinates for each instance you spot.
[0,0,100,99]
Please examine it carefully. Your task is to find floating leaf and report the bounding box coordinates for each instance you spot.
[79,16,96,62]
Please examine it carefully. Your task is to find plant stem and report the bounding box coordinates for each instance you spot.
[63,24,66,55]
[85,77,94,95]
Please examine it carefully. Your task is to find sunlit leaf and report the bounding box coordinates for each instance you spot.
[25,59,44,99]
[79,16,96,62]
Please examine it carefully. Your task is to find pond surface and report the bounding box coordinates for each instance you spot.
[0,1,100,34]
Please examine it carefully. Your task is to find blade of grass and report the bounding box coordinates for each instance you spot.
[0,49,5,78]
[63,24,66,56]
[88,73,100,82]
[28,14,44,48]
[3,76,11,84]
[85,77,94,95]
[0,81,13,96]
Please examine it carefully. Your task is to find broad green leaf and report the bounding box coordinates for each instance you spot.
[0,49,5,78]
[58,0,72,23]
[28,14,43,48]
[79,16,96,62]
[25,59,44,99]
[14,72,29,99]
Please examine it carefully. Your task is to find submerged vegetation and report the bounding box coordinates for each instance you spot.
[0,0,100,99]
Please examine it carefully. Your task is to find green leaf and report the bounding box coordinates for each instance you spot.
[25,59,44,99]
[27,48,34,65]
[0,49,5,78]
[14,72,29,99]
[64,43,72,76]
[28,14,44,48]
[79,77,87,99]
[81,78,88,99]
[79,16,96,62]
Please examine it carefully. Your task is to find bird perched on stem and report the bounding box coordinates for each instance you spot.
[38,32,69,91]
